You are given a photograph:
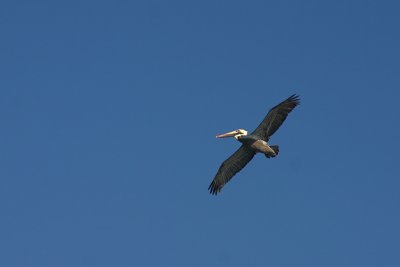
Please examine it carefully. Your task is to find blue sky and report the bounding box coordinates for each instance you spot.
[1,0,400,266]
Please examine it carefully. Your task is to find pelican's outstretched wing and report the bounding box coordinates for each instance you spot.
[209,145,255,195]
[251,94,300,141]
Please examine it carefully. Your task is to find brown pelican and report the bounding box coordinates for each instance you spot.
[209,94,300,195]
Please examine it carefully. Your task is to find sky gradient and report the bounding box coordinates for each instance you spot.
[1,0,400,266]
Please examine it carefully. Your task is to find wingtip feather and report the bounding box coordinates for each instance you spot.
[288,94,301,104]
[208,182,220,195]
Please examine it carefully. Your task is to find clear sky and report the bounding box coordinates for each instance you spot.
[1,0,400,266]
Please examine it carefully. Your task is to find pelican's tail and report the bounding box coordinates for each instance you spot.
[265,145,279,158]
[270,145,279,155]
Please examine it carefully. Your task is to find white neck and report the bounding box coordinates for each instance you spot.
[234,133,247,140]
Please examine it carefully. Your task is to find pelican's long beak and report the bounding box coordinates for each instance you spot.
[216,130,238,138]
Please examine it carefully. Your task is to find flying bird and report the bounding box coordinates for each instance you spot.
[208,94,300,195]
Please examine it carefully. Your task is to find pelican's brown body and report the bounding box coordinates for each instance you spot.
[237,135,279,158]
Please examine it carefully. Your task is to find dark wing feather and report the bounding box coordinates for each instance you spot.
[251,94,300,141]
[208,145,255,195]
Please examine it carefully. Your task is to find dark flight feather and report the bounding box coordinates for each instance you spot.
[251,94,300,141]
[208,145,255,195]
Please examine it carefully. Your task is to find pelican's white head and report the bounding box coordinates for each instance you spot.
[216,129,248,140]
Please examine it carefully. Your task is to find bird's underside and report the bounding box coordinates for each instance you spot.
[238,135,278,157]
[208,94,300,195]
